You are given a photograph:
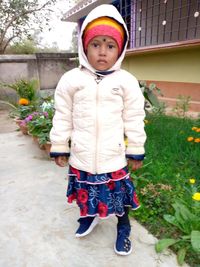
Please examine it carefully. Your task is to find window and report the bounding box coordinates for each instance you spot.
[113,0,200,49]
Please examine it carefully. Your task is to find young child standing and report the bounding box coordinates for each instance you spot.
[50,4,146,256]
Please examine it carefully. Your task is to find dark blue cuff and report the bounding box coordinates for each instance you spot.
[50,152,70,158]
[126,154,145,161]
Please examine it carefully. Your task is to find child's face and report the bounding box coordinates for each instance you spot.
[86,36,119,71]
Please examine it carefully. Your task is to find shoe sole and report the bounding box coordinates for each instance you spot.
[75,216,99,238]
[114,244,132,256]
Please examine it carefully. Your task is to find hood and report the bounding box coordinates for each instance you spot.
[78,4,129,74]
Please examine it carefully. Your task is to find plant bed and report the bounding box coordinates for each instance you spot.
[130,114,200,267]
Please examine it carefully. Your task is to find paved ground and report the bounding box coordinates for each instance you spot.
[0,110,190,267]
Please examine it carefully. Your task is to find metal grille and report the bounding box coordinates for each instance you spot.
[120,0,132,48]
[115,0,200,49]
[113,0,131,47]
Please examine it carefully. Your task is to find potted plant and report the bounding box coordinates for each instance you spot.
[26,100,54,154]
[1,78,40,124]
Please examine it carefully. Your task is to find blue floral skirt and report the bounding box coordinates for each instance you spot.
[66,165,140,218]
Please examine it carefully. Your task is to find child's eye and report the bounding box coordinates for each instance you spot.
[108,44,115,49]
[91,43,99,48]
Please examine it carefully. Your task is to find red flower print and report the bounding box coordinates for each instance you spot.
[70,166,81,179]
[111,169,126,179]
[80,204,88,216]
[77,189,88,204]
[133,192,139,206]
[67,193,76,203]
[98,202,108,217]
[107,180,115,190]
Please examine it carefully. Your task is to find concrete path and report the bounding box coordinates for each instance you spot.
[0,111,189,267]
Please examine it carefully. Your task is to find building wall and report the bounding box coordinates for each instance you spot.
[0,53,78,90]
[35,53,78,90]
[122,46,200,112]
[123,46,200,83]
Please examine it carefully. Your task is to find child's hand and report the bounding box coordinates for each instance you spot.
[128,159,143,171]
[55,156,68,167]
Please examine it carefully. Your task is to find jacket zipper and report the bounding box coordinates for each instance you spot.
[94,75,102,173]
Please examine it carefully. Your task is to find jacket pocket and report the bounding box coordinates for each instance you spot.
[101,141,125,159]
[118,142,125,153]
[71,141,85,153]
[115,142,125,154]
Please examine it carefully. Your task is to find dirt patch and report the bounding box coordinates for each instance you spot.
[0,109,18,133]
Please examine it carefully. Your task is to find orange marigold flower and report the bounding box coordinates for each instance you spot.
[19,98,29,105]
[192,127,198,131]
[194,138,200,143]
[187,136,194,142]
[196,128,200,133]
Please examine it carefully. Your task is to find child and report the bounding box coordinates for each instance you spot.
[50,4,146,256]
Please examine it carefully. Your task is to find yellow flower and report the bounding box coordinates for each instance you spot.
[194,138,200,143]
[19,98,29,105]
[192,192,200,201]
[196,128,200,133]
[187,136,194,142]
[124,137,128,147]
[192,126,198,131]
[189,178,196,184]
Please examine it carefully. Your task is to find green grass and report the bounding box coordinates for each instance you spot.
[130,114,200,267]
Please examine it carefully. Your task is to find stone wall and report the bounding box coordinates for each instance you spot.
[0,53,78,90]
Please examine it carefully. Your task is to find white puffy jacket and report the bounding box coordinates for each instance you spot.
[50,4,146,174]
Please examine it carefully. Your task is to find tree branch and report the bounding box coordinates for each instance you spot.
[1,35,17,53]
[0,1,54,45]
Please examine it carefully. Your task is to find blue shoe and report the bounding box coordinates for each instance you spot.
[114,224,132,256]
[75,216,99,237]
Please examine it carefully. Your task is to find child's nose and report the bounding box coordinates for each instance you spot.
[99,45,106,55]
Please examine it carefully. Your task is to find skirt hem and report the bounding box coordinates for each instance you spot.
[67,201,140,219]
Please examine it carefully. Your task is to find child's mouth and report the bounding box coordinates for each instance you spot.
[98,60,107,64]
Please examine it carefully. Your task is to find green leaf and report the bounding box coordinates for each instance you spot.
[164,214,180,228]
[181,235,191,240]
[191,230,200,252]
[177,248,187,266]
[173,201,195,221]
[146,92,160,107]
[155,239,178,253]
[173,210,188,233]
[149,83,156,91]
[172,202,194,234]
[0,100,17,109]
[140,87,145,93]
[139,80,146,87]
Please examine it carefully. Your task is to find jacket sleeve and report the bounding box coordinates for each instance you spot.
[122,72,146,156]
[50,74,73,154]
